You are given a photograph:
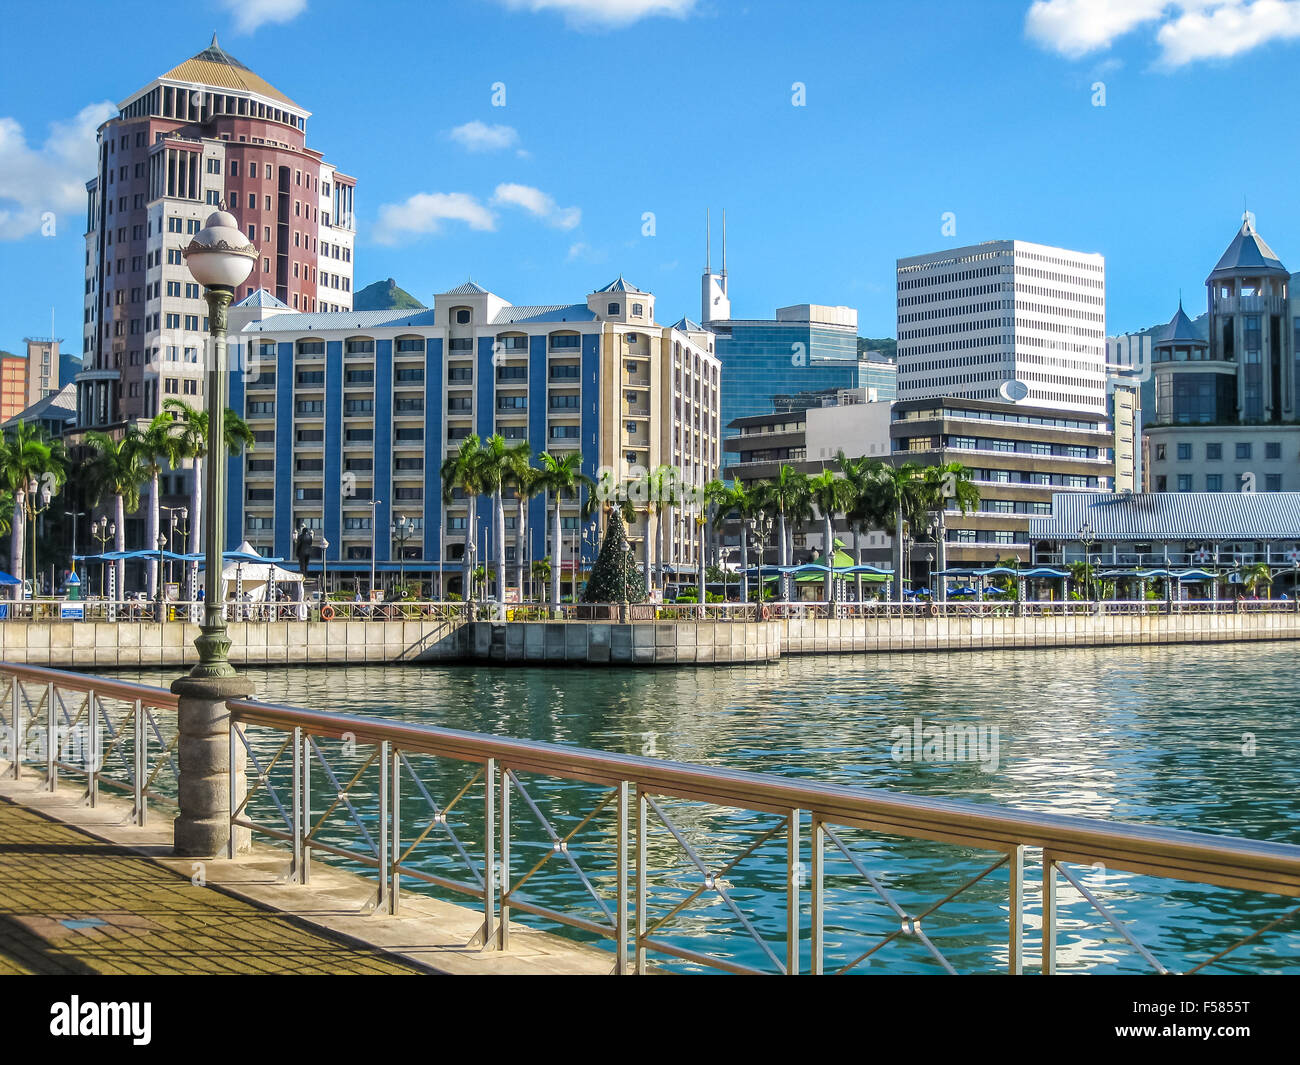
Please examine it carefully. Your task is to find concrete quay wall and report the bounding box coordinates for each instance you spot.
[3,610,1298,670]
[0,618,465,668]
[465,610,1300,664]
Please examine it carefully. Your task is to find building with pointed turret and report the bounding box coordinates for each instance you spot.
[77,35,357,431]
[1147,214,1300,496]
[226,278,720,595]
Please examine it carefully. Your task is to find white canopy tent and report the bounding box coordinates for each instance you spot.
[198,541,306,616]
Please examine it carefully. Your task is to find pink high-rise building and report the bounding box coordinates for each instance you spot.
[79,35,356,427]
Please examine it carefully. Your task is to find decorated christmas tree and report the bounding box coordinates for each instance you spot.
[581,508,646,603]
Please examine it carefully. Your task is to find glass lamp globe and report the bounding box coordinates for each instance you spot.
[183,209,258,289]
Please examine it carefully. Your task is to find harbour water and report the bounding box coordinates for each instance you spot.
[128,642,1300,973]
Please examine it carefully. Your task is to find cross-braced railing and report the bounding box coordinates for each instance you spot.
[1,663,179,825]
[3,662,1299,974]
[225,697,1300,974]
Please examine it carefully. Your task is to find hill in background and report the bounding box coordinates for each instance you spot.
[354,278,425,311]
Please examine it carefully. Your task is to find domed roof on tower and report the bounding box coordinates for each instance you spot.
[1207,212,1287,281]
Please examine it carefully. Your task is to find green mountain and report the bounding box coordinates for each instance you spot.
[354,278,425,311]
[858,336,896,359]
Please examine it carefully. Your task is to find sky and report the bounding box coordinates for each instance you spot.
[5,0,1300,359]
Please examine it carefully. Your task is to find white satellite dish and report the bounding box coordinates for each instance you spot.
[999,380,1029,403]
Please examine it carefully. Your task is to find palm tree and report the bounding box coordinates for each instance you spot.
[754,464,809,602]
[440,434,485,600]
[475,434,530,618]
[1241,562,1273,598]
[836,452,888,601]
[502,445,537,603]
[531,557,552,604]
[875,462,927,603]
[84,430,146,598]
[920,461,980,599]
[808,469,857,604]
[165,399,257,568]
[134,411,184,599]
[0,423,67,597]
[535,451,592,613]
[718,480,758,604]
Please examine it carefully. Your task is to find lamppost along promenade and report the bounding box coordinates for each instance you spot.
[92,517,115,598]
[28,477,53,597]
[1078,520,1095,601]
[65,509,86,580]
[393,514,413,596]
[369,499,381,599]
[170,207,257,858]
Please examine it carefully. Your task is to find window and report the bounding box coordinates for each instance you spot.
[1177,474,1193,492]
[396,338,424,352]
[1266,474,1283,491]
[449,337,473,352]
[499,335,527,350]
[550,365,580,379]
[248,400,274,415]
[297,370,324,385]
[1155,475,1167,492]
[608,303,619,315]
[1235,442,1252,460]
[550,425,580,439]
[497,396,526,409]
[345,368,374,384]
[395,398,423,413]
[296,458,323,472]
[298,340,324,355]
[1206,443,1222,461]
[456,310,471,325]
[395,457,423,471]
[1155,443,1166,461]
[396,367,424,383]
[344,398,374,414]
[1177,443,1192,461]
[550,334,580,350]
[395,427,424,441]
[1266,441,1282,460]
[296,400,324,414]
[296,429,324,443]
[1206,474,1222,492]
[345,428,373,442]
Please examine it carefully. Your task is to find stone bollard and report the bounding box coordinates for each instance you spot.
[170,675,255,858]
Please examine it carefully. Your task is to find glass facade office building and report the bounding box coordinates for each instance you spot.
[713,307,888,466]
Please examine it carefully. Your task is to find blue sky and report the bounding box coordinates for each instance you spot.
[5,0,1300,358]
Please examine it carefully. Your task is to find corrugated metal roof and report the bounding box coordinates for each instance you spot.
[240,308,440,333]
[442,282,490,296]
[1029,492,1300,541]
[156,36,299,109]
[235,288,289,309]
[490,304,596,324]
[594,276,644,294]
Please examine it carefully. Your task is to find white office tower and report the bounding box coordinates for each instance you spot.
[896,240,1107,414]
[701,208,731,325]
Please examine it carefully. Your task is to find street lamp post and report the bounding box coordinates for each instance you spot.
[1078,520,1095,602]
[393,515,412,598]
[155,532,169,622]
[320,537,330,600]
[161,505,189,600]
[368,499,382,601]
[170,206,257,859]
[92,518,115,599]
[28,477,53,597]
[65,509,86,580]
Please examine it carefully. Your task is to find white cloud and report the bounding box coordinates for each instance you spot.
[1025,0,1168,57]
[1026,0,1300,65]
[372,192,497,245]
[0,100,114,241]
[217,0,309,34]
[448,121,521,153]
[566,241,607,262]
[1157,0,1300,64]
[492,183,581,229]
[496,0,697,29]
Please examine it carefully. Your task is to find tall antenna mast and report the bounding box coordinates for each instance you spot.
[721,209,727,277]
[705,208,711,273]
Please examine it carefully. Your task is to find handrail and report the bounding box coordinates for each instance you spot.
[6,660,1299,974]
[226,696,1300,896]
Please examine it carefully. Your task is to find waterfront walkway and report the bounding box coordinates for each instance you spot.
[0,776,612,975]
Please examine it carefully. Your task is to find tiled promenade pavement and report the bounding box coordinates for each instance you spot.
[0,799,421,975]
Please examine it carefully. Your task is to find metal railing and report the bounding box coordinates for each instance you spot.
[1,663,179,824]
[0,599,472,623]
[6,664,1296,974]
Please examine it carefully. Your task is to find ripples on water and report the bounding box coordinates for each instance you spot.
[126,642,1300,973]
